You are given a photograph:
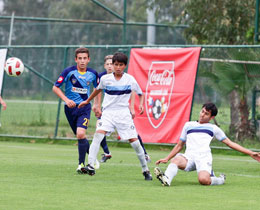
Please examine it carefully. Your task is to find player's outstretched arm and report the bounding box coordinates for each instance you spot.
[155,140,185,165]
[78,88,102,108]
[138,94,144,115]
[222,138,260,162]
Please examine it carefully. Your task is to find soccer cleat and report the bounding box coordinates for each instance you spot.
[100,153,112,163]
[154,167,170,186]
[219,173,226,183]
[76,163,85,174]
[143,171,153,181]
[81,164,96,176]
[145,154,151,163]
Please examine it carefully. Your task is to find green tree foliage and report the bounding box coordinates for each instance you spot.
[180,0,255,44]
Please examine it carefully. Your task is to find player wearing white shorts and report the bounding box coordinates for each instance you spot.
[154,103,260,186]
[78,52,152,180]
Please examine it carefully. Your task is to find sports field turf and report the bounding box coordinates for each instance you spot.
[0,141,259,210]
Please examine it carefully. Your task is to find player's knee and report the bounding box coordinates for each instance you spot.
[76,131,86,139]
[198,176,211,185]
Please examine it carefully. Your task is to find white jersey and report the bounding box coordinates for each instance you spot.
[180,121,227,154]
[97,73,142,111]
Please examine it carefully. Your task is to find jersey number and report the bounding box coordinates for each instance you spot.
[83,118,89,127]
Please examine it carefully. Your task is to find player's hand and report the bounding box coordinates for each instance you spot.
[251,152,260,162]
[1,102,7,110]
[95,109,102,118]
[130,107,135,119]
[65,99,76,108]
[78,100,88,109]
[139,105,144,115]
[155,158,168,165]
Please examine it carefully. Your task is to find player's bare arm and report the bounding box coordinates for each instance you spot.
[138,94,144,115]
[78,88,102,108]
[129,92,136,119]
[222,138,260,162]
[155,140,185,165]
[52,86,76,108]
[92,89,102,117]
[0,96,7,110]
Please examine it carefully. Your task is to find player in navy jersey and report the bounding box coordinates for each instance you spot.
[154,103,260,186]
[53,47,99,173]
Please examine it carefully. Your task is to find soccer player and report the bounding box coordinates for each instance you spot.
[78,52,152,180]
[0,96,7,110]
[96,55,151,163]
[154,102,260,186]
[52,47,99,173]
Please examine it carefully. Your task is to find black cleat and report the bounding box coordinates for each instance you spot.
[100,153,112,163]
[143,171,153,181]
[81,164,95,176]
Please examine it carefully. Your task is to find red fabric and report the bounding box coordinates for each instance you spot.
[128,48,201,144]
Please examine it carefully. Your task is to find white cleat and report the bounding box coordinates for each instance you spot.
[154,167,170,186]
[76,163,85,174]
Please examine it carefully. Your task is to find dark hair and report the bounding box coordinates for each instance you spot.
[112,52,128,65]
[75,47,90,58]
[202,102,218,117]
[104,55,113,63]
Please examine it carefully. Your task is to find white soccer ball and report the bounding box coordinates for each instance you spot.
[4,57,24,77]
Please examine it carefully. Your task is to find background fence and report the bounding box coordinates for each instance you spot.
[0,45,260,141]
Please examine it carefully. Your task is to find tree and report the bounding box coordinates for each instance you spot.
[178,0,257,139]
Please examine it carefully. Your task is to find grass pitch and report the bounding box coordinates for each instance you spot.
[0,141,259,210]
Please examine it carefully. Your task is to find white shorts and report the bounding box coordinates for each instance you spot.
[96,108,138,141]
[178,152,212,174]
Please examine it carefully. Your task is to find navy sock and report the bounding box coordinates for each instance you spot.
[138,135,147,155]
[100,136,110,154]
[78,139,89,165]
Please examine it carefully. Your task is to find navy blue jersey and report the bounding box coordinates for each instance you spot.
[54,65,98,105]
[98,70,107,79]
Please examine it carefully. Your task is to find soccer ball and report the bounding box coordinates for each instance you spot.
[152,99,162,120]
[4,57,24,76]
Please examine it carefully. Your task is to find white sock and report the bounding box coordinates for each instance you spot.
[130,140,149,172]
[88,133,105,167]
[210,176,225,185]
[165,163,178,185]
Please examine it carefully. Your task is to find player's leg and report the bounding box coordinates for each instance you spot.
[196,154,225,185]
[100,136,112,162]
[155,155,187,186]
[65,106,88,173]
[137,134,151,163]
[129,138,152,180]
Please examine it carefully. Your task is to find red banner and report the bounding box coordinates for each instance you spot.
[128,48,201,144]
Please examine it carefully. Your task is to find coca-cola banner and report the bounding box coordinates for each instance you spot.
[128,47,201,144]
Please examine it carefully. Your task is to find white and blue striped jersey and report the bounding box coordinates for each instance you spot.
[54,65,98,105]
[97,72,142,110]
[180,121,227,153]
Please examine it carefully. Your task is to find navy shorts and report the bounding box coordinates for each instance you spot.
[64,104,91,134]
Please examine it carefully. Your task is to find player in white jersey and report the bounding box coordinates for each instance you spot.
[78,52,152,180]
[154,103,260,186]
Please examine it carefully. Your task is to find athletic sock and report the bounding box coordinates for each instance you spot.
[130,140,149,172]
[138,135,147,154]
[210,176,225,185]
[100,136,110,154]
[88,133,105,167]
[165,163,178,184]
[78,138,89,165]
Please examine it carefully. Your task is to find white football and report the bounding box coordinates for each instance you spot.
[4,57,24,77]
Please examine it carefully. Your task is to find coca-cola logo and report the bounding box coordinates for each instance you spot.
[149,70,173,86]
[145,61,175,129]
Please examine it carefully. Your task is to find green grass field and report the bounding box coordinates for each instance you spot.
[0,141,259,210]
